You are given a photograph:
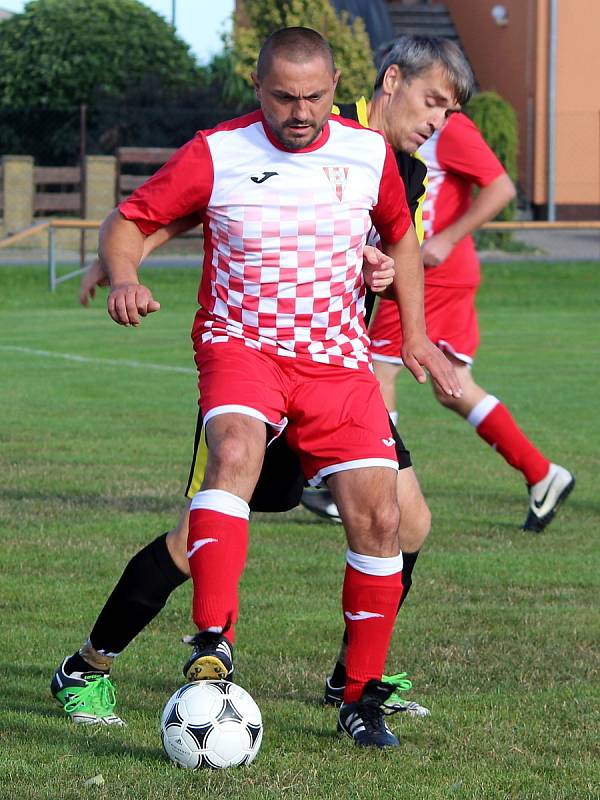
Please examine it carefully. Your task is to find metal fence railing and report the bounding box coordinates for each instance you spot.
[0,218,598,293]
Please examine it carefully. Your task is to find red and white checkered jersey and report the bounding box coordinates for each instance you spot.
[418,112,506,287]
[120,110,410,369]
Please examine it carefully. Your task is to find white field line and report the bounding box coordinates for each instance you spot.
[0,345,196,375]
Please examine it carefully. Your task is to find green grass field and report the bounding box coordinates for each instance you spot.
[0,262,598,800]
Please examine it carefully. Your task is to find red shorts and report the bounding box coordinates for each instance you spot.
[369,285,479,366]
[194,341,398,484]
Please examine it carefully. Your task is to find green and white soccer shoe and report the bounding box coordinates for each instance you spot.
[51,658,125,726]
[324,671,430,717]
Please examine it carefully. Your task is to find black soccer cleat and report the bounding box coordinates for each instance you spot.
[326,673,430,716]
[183,632,234,682]
[522,463,575,533]
[324,675,346,707]
[337,679,401,748]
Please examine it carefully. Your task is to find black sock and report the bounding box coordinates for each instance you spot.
[330,659,347,687]
[89,532,188,655]
[397,550,420,610]
[333,550,421,686]
[64,651,106,675]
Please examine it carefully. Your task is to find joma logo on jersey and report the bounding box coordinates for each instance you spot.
[323,166,349,201]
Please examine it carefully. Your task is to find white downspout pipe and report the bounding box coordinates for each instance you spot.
[547,0,558,220]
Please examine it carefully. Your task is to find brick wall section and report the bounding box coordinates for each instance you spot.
[2,156,34,237]
[82,155,117,251]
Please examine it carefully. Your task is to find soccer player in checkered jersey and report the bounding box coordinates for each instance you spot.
[51,34,471,731]
[368,102,574,532]
[79,28,462,747]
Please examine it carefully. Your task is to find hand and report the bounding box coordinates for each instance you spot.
[79,257,109,306]
[362,245,395,293]
[421,233,454,267]
[401,334,463,397]
[107,283,161,326]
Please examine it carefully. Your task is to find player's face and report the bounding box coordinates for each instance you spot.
[383,64,460,153]
[253,55,340,150]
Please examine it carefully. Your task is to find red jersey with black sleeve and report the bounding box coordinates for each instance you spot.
[418,112,506,288]
[119,109,410,370]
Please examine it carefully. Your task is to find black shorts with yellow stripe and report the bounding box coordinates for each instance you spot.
[185,411,412,512]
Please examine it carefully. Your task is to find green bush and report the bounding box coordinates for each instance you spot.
[464,91,519,250]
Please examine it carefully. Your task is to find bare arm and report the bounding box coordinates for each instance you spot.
[97,210,156,326]
[80,213,200,306]
[381,224,461,397]
[422,173,516,266]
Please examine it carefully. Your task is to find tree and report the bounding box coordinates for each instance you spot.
[0,0,202,109]
[231,0,375,104]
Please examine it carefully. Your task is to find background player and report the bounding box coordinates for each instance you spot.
[369,110,575,532]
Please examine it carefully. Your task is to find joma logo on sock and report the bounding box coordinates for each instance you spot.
[344,610,385,621]
[186,538,218,559]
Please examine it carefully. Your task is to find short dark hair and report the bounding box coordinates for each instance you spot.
[256,27,336,80]
[374,35,474,106]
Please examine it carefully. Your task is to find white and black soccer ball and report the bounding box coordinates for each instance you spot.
[160,681,263,769]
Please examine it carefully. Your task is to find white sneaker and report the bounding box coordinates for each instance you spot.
[300,487,342,524]
[523,463,575,532]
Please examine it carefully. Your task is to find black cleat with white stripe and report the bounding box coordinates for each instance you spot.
[337,679,400,748]
[183,632,234,682]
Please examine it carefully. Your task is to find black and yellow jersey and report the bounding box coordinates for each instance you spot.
[332,98,428,325]
[332,98,427,243]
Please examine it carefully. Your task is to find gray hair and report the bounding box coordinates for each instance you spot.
[374,35,474,106]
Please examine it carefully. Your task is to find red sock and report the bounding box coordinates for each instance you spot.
[342,553,403,704]
[187,490,250,643]
[471,396,550,485]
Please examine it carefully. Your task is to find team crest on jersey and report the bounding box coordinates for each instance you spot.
[323,166,349,201]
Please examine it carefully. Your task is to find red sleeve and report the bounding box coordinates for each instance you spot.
[436,113,506,188]
[370,142,412,243]
[118,133,214,235]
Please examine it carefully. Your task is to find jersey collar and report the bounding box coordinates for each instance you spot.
[260,112,331,153]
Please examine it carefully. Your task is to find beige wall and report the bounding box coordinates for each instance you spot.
[553,0,600,208]
[443,0,600,215]
[444,0,538,200]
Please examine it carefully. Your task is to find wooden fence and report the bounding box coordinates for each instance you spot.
[34,166,82,215]
[116,147,175,204]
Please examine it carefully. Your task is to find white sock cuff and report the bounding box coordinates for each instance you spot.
[467,394,500,428]
[190,489,250,519]
[346,549,403,576]
[389,410,398,426]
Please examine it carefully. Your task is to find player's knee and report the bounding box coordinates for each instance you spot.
[433,380,460,409]
[376,502,400,539]
[210,435,255,474]
[350,502,400,554]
